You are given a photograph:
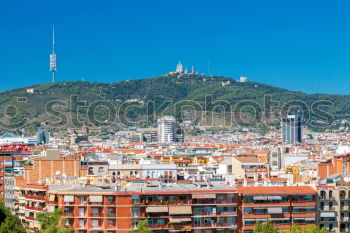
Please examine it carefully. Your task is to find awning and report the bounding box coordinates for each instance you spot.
[48,205,55,212]
[268,207,283,214]
[169,206,192,215]
[320,212,335,217]
[192,193,216,199]
[253,196,267,201]
[146,206,168,213]
[64,195,74,202]
[169,217,192,223]
[49,194,55,202]
[268,196,282,201]
[294,218,316,221]
[89,195,103,202]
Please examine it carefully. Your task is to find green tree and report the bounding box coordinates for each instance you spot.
[129,220,152,233]
[0,215,26,233]
[37,208,74,233]
[253,221,278,233]
[303,225,328,233]
[286,224,328,233]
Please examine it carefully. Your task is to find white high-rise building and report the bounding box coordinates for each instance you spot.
[157,116,177,143]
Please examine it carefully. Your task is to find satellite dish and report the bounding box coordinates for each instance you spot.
[56,171,60,175]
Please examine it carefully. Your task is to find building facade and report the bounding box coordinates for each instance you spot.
[157,116,177,143]
[282,114,302,144]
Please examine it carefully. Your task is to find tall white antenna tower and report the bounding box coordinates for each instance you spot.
[49,26,57,82]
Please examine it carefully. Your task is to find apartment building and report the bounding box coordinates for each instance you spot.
[231,157,268,179]
[46,182,238,233]
[0,152,14,199]
[23,150,85,184]
[317,186,350,233]
[18,184,47,232]
[237,186,317,233]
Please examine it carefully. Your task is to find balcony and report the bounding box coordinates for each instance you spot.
[63,212,74,217]
[244,168,267,173]
[25,206,44,211]
[149,224,169,230]
[107,213,116,217]
[194,211,215,216]
[24,195,45,201]
[25,216,36,221]
[169,224,192,231]
[143,200,192,205]
[192,199,236,205]
[192,223,236,229]
[90,213,103,217]
[319,195,335,200]
[217,211,237,216]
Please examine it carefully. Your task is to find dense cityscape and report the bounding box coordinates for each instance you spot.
[2,1,350,233]
[0,85,349,233]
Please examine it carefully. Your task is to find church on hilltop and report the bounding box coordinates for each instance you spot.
[167,61,198,76]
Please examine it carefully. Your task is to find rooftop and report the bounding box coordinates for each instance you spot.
[237,186,316,195]
[52,181,236,195]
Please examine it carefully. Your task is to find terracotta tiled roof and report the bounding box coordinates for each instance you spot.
[234,157,261,163]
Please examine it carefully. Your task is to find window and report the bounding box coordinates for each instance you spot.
[91,208,99,214]
[305,195,314,201]
[107,196,114,203]
[132,208,140,217]
[243,208,252,214]
[79,220,85,228]
[156,219,165,225]
[88,167,94,175]
[79,208,85,216]
[79,196,85,204]
[107,219,115,226]
[91,220,99,228]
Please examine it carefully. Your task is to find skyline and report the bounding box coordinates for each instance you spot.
[1,0,350,94]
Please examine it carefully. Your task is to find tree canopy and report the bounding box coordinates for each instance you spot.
[0,199,26,233]
[37,208,74,233]
[129,220,152,233]
[253,222,328,233]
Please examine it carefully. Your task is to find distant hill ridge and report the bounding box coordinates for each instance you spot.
[0,74,349,130]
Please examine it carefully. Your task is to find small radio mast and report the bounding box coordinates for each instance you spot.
[49,26,57,82]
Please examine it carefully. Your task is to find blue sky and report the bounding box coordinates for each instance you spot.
[1,0,350,94]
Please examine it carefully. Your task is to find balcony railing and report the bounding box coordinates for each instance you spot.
[24,195,45,200]
[25,206,44,211]
[63,212,74,217]
[26,216,36,221]
[149,224,168,229]
[217,211,237,216]
[90,213,103,217]
[192,223,236,228]
[193,199,236,205]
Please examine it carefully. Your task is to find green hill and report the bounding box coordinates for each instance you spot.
[0,74,348,132]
